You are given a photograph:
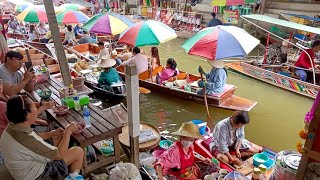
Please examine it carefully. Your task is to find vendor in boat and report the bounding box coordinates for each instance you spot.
[116,46,133,62]
[77,31,96,44]
[28,25,39,42]
[121,47,149,74]
[7,14,20,33]
[156,58,179,84]
[154,121,219,180]
[197,60,227,95]
[97,41,111,61]
[97,56,122,89]
[210,111,260,166]
[38,22,48,37]
[63,25,77,46]
[294,40,320,82]
[74,24,83,37]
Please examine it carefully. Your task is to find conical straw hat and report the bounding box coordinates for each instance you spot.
[207,60,225,68]
[172,121,204,140]
[97,56,116,68]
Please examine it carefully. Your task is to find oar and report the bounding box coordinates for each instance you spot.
[199,66,213,122]
[139,87,151,94]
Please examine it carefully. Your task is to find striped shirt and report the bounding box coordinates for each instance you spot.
[0,123,59,180]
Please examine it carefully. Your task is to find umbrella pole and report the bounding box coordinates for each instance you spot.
[199,66,213,123]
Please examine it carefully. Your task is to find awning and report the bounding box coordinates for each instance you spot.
[242,14,320,35]
[281,12,320,22]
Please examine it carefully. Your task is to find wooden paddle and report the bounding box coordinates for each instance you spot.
[139,87,151,94]
[199,66,213,122]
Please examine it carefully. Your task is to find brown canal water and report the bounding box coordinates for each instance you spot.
[96,38,313,152]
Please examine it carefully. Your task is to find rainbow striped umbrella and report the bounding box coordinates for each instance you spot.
[182,26,260,60]
[15,3,33,13]
[56,10,89,24]
[58,3,86,12]
[17,7,48,23]
[119,20,177,47]
[211,0,254,6]
[82,13,134,35]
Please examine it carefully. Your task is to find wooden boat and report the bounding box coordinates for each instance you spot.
[67,43,258,111]
[227,14,320,99]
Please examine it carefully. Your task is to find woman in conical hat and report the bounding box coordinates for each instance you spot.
[97,56,122,89]
[154,122,219,180]
[197,60,227,95]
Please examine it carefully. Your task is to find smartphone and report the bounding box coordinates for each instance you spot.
[25,61,33,71]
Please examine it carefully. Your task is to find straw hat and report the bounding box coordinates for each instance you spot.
[172,122,204,140]
[207,60,225,68]
[97,56,116,68]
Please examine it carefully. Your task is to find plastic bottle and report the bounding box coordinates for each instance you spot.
[69,84,74,96]
[83,105,91,128]
[73,90,81,111]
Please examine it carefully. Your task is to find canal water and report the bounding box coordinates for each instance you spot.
[100,38,313,152]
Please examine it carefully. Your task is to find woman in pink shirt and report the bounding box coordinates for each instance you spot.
[156,58,179,84]
[154,122,219,180]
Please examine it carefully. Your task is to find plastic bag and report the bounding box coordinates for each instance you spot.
[109,163,142,180]
[65,170,84,180]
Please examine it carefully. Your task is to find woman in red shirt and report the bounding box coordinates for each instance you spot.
[294,40,320,82]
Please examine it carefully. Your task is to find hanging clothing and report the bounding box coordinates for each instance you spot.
[0,23,8,60]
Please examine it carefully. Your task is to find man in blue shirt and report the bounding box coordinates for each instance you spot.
[197,60,226,95]
[207,12,222,27]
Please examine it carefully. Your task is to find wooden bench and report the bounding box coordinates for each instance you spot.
[27,77,124,174]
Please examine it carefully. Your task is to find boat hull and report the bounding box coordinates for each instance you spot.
[226,62,320,99]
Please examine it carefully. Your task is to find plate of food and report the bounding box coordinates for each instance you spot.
[52,105,69,116]
[37,89,52,100]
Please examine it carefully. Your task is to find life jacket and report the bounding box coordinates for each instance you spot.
[168,141,195,180]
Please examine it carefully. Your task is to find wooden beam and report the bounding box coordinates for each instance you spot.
[43,0,72,86]
[125,64,140,166]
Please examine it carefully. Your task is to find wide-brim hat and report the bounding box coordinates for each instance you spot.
[97,56,116,68]
[172,121,204,140]
[207,60,225,68]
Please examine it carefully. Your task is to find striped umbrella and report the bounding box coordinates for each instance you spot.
[211,0,254,6]
[119,20,177,47]
[16,7,48,23]
[56,10,89,24]
[82,13,134,35]
[15,3,33,13]
[58,3,86,12]
[181,26,260,60]
[34,5,61,14]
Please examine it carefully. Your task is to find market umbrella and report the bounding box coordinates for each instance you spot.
[15,3,33,13]
[16,7,48,23]
[181,26,260,60]
[118,20,177,47]
[56,10,89,24]
[211,0,245,6]
[34,5,61,14]
[58,3,86,12]
[82,13,134,35]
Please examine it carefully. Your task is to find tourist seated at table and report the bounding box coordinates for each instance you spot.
[150,47,160,70]
[97,41,110,61]
[197,60,227,95]
[154,121,219,180]
[116,46,133,63]
[0,95,84,180]
[156,58,179,84]
[97,56,122,90]
[38,22,48,37]
[63,25,77,46]
[294,40,320,82]
[28,24,39,41]
[0,51,35,96]
[207,12,222,27]
[74,24,83,37]
[40,31,53,43]
[78,31,96,44]
[121,47,149,74]
[210,111,260,166]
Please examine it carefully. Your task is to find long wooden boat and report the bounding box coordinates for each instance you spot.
[66,43,257,111]
[228,14,320,99]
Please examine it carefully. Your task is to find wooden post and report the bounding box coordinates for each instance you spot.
[43,0,72,86]
[125,64,140,166]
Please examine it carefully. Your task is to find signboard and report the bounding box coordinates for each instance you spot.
[223,10,239,25]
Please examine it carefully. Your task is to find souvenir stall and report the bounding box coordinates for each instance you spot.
[296,92,320,180]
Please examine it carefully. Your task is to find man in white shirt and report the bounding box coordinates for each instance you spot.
[121,47,148,74]
[97,41,110,61]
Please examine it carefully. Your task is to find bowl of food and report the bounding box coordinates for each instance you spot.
[52,105,69,116]
[37,90,52,100]
[73,122,85,135]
